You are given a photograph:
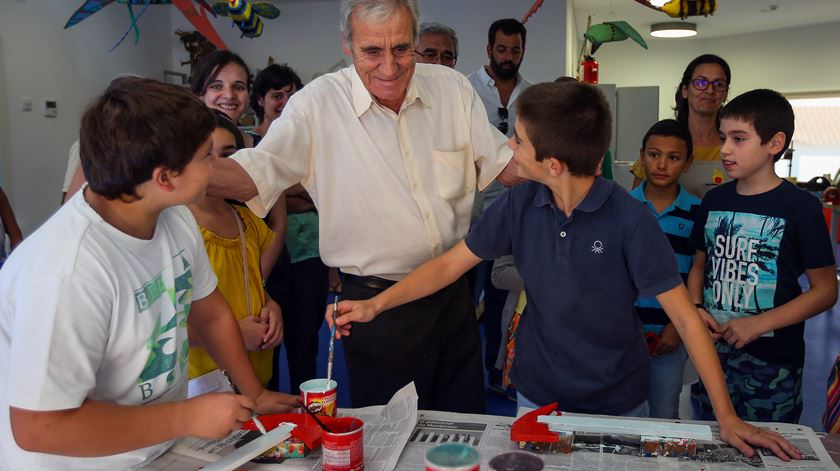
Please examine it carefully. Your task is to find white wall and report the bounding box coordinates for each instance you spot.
[170,0,570,84]
[0,1,174,235]
[594,20,840,120]
[4,2,838,234]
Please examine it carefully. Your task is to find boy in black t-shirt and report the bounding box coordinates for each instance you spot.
[688,89,838,423]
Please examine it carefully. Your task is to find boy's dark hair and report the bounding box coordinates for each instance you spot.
[80,77,215,200]
[190,50,251,97]
[516,81,611,176]
[488,18,526,47]
[674,54,731,127]
[641,119,694,159]
[249,64,303,121]
[720,89,794,162]
[211,108,245,150]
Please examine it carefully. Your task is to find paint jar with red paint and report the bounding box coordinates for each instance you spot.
[488,450,544,470]
[322,417,364,471]
[425,443,480,471]
[300,379,338,417]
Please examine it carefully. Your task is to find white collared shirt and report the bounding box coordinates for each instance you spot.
[231,64,512,279]
[467,66,533,139]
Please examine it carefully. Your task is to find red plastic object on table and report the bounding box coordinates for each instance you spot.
[511,402,561,444]
[241,413,342,450]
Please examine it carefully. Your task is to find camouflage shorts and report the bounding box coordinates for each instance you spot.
[692,343,803,423]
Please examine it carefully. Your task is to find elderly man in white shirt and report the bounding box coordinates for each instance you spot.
[211,0,517,413]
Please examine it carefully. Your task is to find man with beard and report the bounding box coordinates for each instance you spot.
[467,18,532,401]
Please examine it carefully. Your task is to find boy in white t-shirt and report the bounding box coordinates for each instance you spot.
[0,78,299,470]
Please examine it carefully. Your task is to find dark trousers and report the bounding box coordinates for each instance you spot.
[267,249,330,393]
[475,260,508,385]
[342,275,486,413]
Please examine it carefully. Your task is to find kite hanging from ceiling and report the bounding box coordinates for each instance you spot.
[64,0,228,52]
[211,1,281,39]
[633,0,717,19]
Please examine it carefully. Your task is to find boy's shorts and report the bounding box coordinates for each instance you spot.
[692,343,803,423]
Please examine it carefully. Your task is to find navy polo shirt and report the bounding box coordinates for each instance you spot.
[465,178,682,415]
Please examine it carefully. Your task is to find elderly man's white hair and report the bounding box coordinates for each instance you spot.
[340,0,420,43]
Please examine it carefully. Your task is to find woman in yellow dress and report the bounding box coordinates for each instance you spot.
[187,110,283,386]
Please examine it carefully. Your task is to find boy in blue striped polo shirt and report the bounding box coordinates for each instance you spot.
[630,119,701,419]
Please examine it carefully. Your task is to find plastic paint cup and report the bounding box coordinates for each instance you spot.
[300,378,338,417]
[488,451,544,471]
[425,443,480,471]
[321,417,364,471]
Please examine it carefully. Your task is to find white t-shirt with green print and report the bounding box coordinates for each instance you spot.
[0,190,217,470]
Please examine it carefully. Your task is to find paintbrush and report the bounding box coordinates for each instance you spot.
[327,296,338,383]
[224,371,268,435]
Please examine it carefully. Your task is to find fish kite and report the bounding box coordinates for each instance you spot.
[633,0,717,19]
[584,21,648,54]
[64,0,228,51]
[212,1,280,38]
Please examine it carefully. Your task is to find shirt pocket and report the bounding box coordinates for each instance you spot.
[431,149,474,202]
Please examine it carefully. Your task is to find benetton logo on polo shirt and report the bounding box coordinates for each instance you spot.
[591,240,604,254]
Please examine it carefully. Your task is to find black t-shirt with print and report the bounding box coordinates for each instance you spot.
[690,180,835,364]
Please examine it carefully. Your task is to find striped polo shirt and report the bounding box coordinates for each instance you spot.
[630,183,702,333]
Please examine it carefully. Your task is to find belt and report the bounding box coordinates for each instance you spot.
[342,273,397,291]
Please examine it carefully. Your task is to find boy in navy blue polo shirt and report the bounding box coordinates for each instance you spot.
[333,82,799,460]
[687,89,837,424]
[631,119,701,419]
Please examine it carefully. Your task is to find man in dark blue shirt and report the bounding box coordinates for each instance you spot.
[331,82,800,461]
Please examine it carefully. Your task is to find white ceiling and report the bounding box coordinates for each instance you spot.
[573,0,840,40]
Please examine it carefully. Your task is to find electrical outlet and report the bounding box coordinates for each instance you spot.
[44,100,57,118]
[21,98,32,112]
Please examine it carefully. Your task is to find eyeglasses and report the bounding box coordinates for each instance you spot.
[497,107,509,135]
[414,50,457,66]
[691,77,728,92]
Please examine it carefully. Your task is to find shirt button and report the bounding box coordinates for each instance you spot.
[424,211,430,219]
[560,231,567,237]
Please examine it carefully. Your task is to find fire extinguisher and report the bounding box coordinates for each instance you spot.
[582,55,599,84]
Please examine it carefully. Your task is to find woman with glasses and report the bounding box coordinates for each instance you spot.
[631,54,731,193]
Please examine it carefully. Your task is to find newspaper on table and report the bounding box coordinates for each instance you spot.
[395,408,840,471]
[140,382,418,471]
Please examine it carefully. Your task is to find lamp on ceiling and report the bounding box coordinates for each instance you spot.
[650,22,697,38]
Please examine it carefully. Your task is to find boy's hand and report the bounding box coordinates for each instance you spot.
[717,414,801,461]
[238,316,269,351]
[185,393,256,439]
[720,316,765,349]
[326,300,380,338]
[254,389,301,415]
[258,298,283,349]
[652,323,681,356]
[697,307,723,341]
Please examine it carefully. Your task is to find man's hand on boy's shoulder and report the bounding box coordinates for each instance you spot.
[254,389,300,415]
[720,316,767,349]
[717,414,801,461]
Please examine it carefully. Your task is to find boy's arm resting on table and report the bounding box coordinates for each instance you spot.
[720,265,838,349]
[207,157,259,202]
[10,394,254,456]
[189,289,299,413]
[657,285,801,461]
[331,240,482,336]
